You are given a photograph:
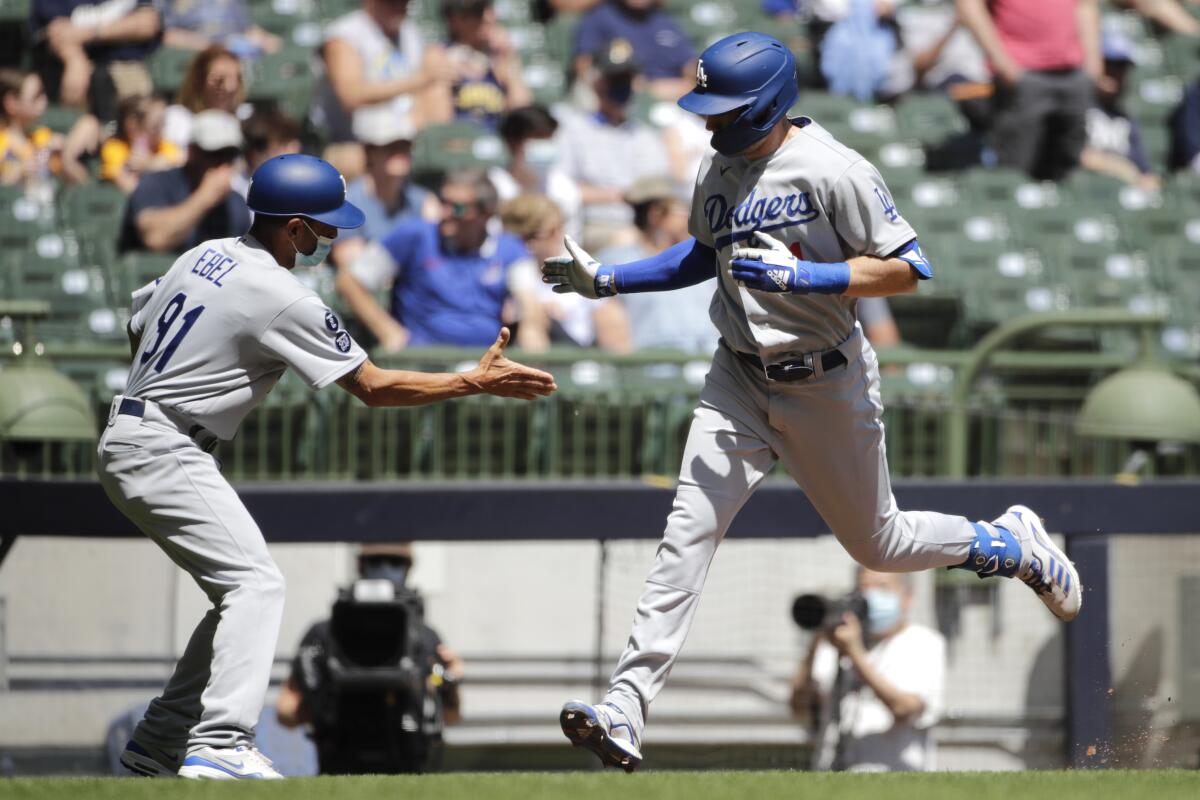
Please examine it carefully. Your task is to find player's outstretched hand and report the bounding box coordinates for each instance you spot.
[541,235,609,299]
[730,231,805,293]
[463,327,558,401]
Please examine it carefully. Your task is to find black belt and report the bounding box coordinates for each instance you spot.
[117,398,219,454]
[720,339,847,382]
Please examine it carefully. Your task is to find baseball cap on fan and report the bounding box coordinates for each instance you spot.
[593,38,640,77]
[352,104,417,146]
[190,109,243,152]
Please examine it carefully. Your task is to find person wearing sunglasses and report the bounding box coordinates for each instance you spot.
[337,169,529,351]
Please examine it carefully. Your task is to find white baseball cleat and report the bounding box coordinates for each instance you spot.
[119,738,180,778]
[560,700,643,772]
[995,504,1083,622]
[177,744,283,780]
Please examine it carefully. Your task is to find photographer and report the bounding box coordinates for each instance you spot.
[276,543,463,774]
[789,569,945,772]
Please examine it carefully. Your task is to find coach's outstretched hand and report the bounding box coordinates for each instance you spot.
[463,328,558,400]
[542,235,612,299]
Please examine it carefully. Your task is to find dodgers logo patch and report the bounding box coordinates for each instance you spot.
[335,331,352,353]
[324,310,340,332]
[874,186,899,223]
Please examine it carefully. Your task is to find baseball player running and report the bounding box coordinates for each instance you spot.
[99,154,556,779]
[543,32,1080,772]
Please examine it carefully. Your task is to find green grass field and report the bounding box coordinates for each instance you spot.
[6,771,1200,800]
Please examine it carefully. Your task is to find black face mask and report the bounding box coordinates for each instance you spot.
[604,77,634,105]
[360,557,411,587]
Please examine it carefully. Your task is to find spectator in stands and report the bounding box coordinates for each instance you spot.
[336,169,527,350]
[311,0,455,146]
[491,105,582,239]
[1080,34,1161,192]
[532,0,602,22]
[330,104,438,271]
[761,0,899,90]
[597,176,715,354]
[100,95,183,194]
[0,69,59,187]
[428,0,531,130]
[1169,76,1200,173]
[161,0,282,57]
[558,40,670,251]
[500,193,631,351]
[572,0,696,101]
[240,107,302,178]
[31,0,160,118]
[276,543,464,774]
[819,1,900,101]
[231,107,302,200]
[884,7,989,99]
[789,568,945,772]
[163,45,245,152]
[118,109,250,253]
[956,0,1102,181]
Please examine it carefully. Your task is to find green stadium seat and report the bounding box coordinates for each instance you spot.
[1058,243,1154,306]
[0,0,30,22]
[412,121,507,177]
[148,47,197,97]
[895,92,967,141]
[959,168,1028,207]
[39,104,83,134]
[117,252,176,300]
[246,43,315,121]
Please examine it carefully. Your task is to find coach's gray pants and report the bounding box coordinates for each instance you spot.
[97,400,285,754]
[604,328,976,734]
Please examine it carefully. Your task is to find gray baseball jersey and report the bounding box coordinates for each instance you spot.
[99,234,368,758]
[688,117,916,358]
[596,118,978,742]
[125,236,367,440]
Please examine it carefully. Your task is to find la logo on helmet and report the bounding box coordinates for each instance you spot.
[696,59,707,89]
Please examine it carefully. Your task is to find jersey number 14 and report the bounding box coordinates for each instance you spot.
[141,292,205,373]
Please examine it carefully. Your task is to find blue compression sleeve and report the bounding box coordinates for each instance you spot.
[596,238,718,296]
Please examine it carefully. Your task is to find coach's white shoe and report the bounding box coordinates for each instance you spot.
[994,504,1082,622]
[119,738,180,777]
[178,744,283,780]
[560,700,643,772]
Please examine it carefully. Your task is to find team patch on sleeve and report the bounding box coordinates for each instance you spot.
[324,310,340,332]
[335,331,352,353]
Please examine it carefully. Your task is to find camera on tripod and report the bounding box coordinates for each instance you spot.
[791,591,869,632]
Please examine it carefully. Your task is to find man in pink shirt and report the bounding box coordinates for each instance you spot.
[956,0,1103,179]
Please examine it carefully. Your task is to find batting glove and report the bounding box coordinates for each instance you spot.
[541,235,616,299]
[730,231,850,295]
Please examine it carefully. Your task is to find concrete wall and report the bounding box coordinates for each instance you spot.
[1,532,1195,772]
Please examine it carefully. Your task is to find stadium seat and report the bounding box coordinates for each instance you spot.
[147,47,196,97]
[412,121,508,178]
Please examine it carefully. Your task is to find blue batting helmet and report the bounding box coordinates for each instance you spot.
[677,32,799,157]
[247,154,365,228]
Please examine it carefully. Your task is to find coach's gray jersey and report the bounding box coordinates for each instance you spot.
[124,236,367,439]
[688,117,916,359]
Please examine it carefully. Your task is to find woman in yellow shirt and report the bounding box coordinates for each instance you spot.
[100,95,184,193]
[0,69,59,186]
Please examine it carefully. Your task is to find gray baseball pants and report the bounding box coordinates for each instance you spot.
[97,397,285,755]
[603,326,977,733]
